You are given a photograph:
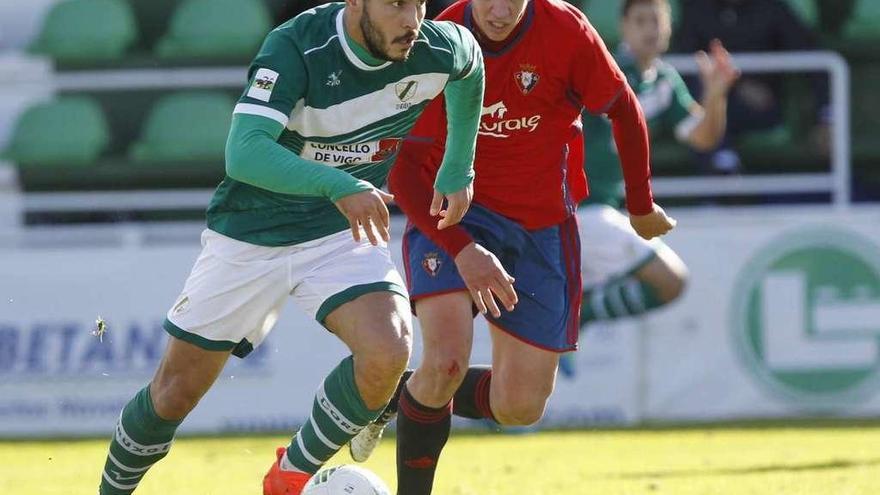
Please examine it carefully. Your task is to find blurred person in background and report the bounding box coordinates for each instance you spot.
[560,0,739,376]
[674,0,829,175]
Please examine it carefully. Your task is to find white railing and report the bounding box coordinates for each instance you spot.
[661,51,851,209]
[11,51,854,217]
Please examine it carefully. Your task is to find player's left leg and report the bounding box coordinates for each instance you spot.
[486,324,559,425]
[263,230,411,495]
[264,292,411,495]
[452,214,580,425]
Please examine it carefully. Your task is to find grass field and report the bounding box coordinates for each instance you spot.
[4,425,880,494]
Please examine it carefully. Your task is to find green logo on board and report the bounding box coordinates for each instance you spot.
[732,229,880,408]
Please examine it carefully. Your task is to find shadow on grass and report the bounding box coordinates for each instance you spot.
[602,457,880,480]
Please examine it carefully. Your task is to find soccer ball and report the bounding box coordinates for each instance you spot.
[302,465,391,495]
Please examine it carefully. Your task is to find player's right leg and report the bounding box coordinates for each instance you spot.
[395,292,474,495]
[98,339,230,494]
[98,229,292,494]
[378,222,478,495]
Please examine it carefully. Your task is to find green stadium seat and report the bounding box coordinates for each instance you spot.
[845,0,880,41]
[129,92,235,163]
[581,0,624,48]
[155,0,272,60]
[4,97,109,166]
[29,0,138,62]
[785,0,819,28]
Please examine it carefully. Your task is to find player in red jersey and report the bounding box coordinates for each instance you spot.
[349,1,675,493]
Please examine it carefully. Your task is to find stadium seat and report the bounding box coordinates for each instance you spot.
[580,0,624,48]
[28,0,138,62]
[844,0,880,41]
[785,0,819,28]
[3,97,109,166]
[155,0,272,60]
[129,92,235,162]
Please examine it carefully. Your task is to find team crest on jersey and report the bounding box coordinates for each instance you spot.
[422,252,442,277]
[514,64,539,95]
[395,80,419,102]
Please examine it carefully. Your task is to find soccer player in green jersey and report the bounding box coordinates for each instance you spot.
[96,1,484,494]
[566,0,738,374]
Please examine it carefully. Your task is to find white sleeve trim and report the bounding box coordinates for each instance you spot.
[233,103,290,127]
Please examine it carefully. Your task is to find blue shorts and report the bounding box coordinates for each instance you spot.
[402,204,581,352]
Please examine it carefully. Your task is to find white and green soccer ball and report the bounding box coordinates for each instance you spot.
[302,465,391,495]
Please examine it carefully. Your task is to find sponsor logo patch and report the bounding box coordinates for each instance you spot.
[301,138,402,166]
[478,100,542,138]
[247,68,279,102]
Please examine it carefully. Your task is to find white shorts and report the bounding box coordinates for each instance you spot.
[164,229,408,357]
[579,204,664,286]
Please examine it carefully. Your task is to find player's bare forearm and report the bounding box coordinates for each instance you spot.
[688,96,728,151]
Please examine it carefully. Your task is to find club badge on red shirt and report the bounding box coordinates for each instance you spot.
[514,64,539,95]
[422,252,443,277]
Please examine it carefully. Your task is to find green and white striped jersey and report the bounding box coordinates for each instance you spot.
[207,2,480,246]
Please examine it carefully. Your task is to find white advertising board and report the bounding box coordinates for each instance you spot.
[638,207,880,421]
[2,206,878,437]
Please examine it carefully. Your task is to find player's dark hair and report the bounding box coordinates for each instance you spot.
[621,0,670,17]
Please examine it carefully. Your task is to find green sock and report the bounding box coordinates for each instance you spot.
[98,386,182,495]
[285,356,384,473]
[580,275,664,326]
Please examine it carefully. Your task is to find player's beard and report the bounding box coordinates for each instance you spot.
[360,4,412,62]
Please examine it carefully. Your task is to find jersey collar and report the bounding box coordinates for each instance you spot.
[464,0,535,58]
[336,9,393,71]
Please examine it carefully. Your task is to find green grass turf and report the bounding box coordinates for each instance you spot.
[4,426,880,494]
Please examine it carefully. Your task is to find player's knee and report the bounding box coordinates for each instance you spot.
[358,333,411,383]
[494,400,547,426]
[149,380,201,420]
[661,265,689,303]
[418,356,468,397]
[492,382,553,426]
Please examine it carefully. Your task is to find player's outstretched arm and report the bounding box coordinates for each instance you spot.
[605,86,676,239]
[225,114,390,244]
[433,39,485,229]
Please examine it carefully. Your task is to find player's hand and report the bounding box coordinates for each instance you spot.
[454,242,517,318]
[630,203,676,240]
[430,183,473,230]
[696,39,740,98]
[334,189,395,246]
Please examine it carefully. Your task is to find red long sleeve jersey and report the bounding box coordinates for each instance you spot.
[390,0,654,254]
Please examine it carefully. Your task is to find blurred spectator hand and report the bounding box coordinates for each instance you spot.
[696,39,740,99]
